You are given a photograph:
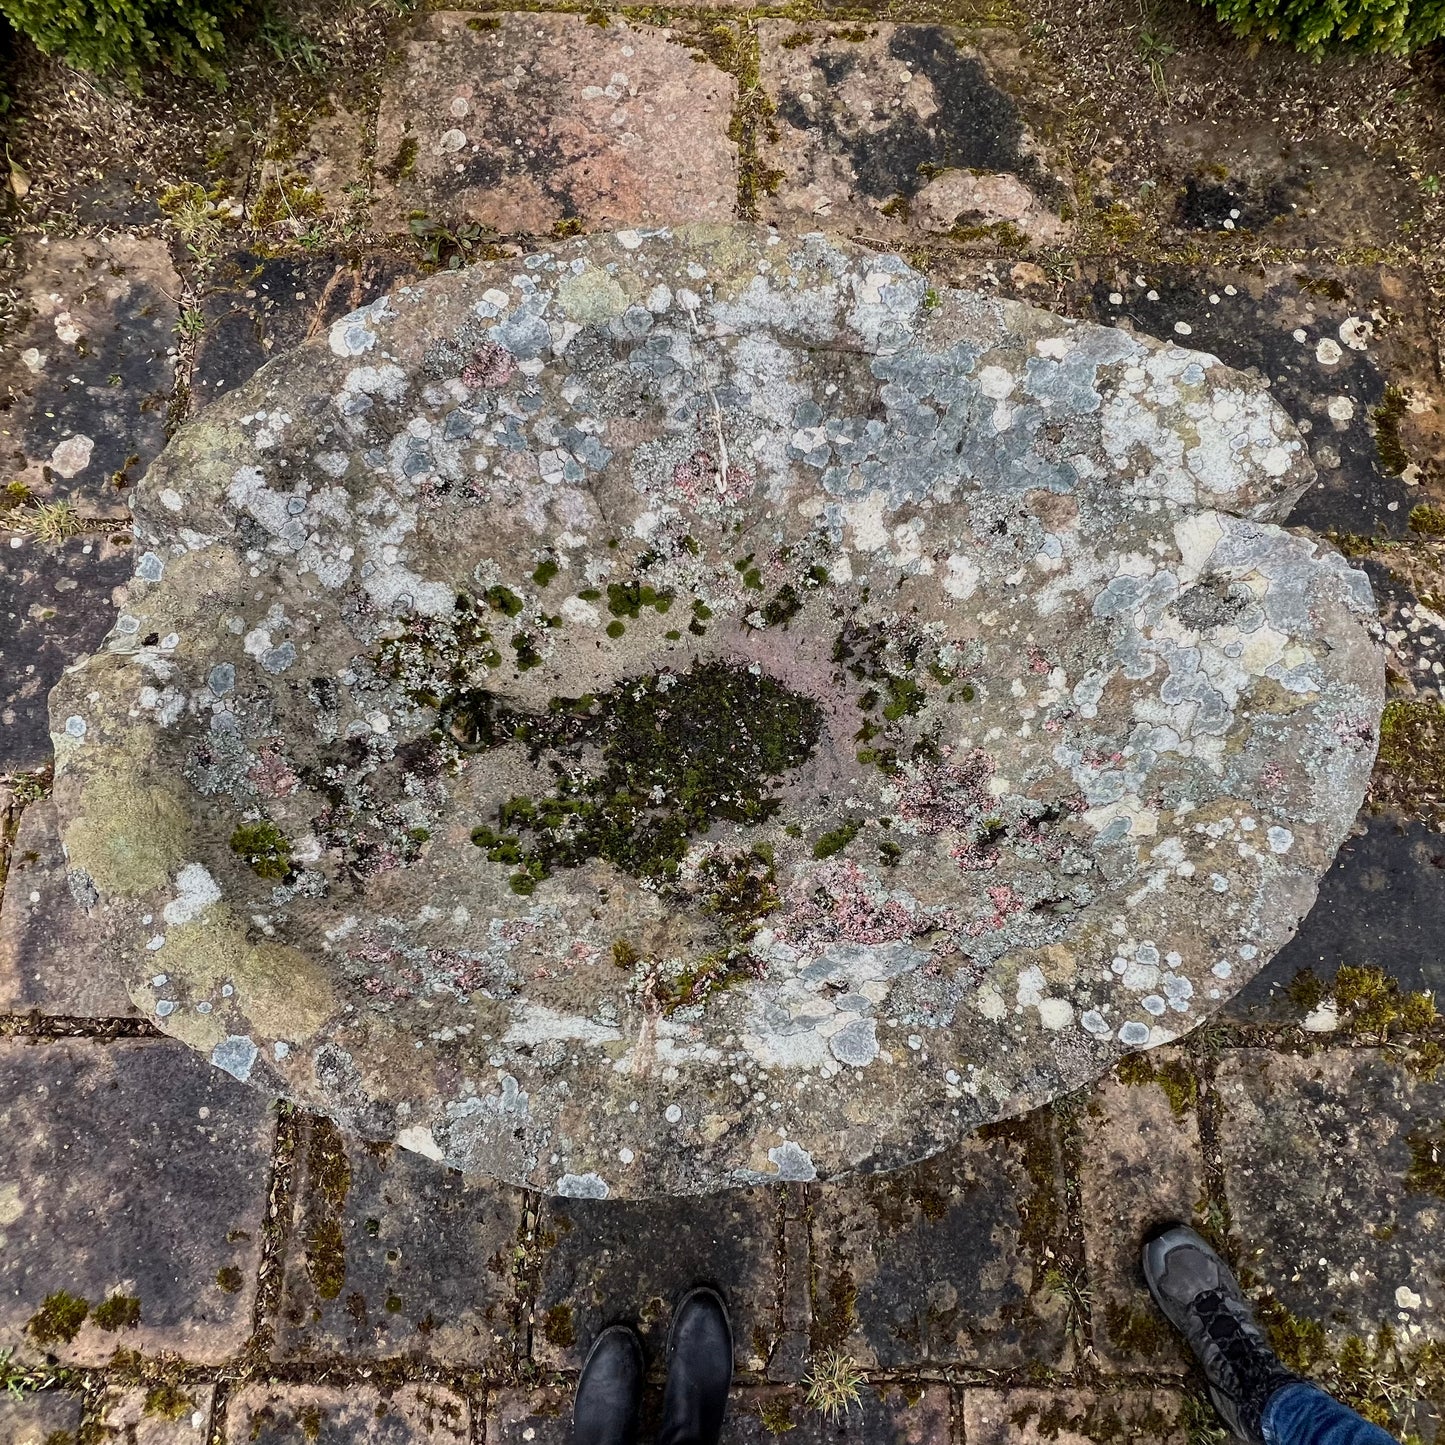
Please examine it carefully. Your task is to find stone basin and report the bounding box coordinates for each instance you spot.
[49,226,1384,1197]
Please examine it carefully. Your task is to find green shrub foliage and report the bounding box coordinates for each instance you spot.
[1194,0,1445,51]
[0,0,241,86]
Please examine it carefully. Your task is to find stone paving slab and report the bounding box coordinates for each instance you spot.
[534,1187,780,1374]
[0,1389,85,1445]
[0,532,132,773]
[1226,811,1445,1026]
[1077,263,1424,537]
[1217,1049,1443,1346]
[0,1038,275,1365]
[1078,1057,1202,1373]
[962,1388,1188,1445]
[809,1117,1068,1371]
[94,1382,217,1443]
[277,1114,525,1365]
[224,1384,469,1444]
[756,23,1064,244]
[0,234,177,516]
[371,13,737,236]
[191,251,417,411]
[0,797,139,1016]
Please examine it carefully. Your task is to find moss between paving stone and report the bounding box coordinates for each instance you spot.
[1113,1053,1199,1117]
[302,1118,353,1302]
[1405,1127,1444,1198]
[1286,964,1438,1040]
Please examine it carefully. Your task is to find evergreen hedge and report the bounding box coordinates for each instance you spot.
[1195,0,1445,52]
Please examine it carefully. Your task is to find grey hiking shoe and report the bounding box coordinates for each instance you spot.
[1143,1225,1299,1444]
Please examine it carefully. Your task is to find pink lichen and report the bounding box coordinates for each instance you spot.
[897,751,995,834]
[461,340,517,390]
[782,859,952,948]
[669,448,754,506]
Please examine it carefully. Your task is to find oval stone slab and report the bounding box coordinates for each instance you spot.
[49,228,1383,1196]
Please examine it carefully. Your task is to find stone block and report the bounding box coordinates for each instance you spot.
[757,23,1064,244]
[277,1113,525,1364]
[192,251,417,410]
[485,1386,572,1445]
[809,1116,1069,1370]
[1216,1049,1444,1346]
[0,1038,275,1364]
[1079,264,1427,537]
[534,1187,780,1372]
[0,533,132,773]
[1226,811,1445,1027]
[961,1389,1188,1445]
[0,798,139,1015]
[225,1384,469,1444]
[93,1383,216,1443]
[0,235,177,515]
[0,1390,84,1445]
[371,13,737,235]
[1077,1058,1203,1371]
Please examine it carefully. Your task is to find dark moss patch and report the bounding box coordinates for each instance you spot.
[532,558,560,587]
[216,1265,244,1293]
[813,818,862,860]
[1376,698,1445,824]
[1405,1127,1444,1198]
[27,1290,89,1346]
[542,1302,577,1347]
[757,1396,797,1434]
[1113,1053,1198,1116]
[1331,964,1438,1038]
[1372,386,1411,476]
[1256,1297,1329,1374]
[1409,503,1445,536]
[606,579,673,619]
[302,1118,352,1302]
[90,1293,141,1331]
[1102,1298,1174,1357]
[144,1383,194,1421]
[229,819,293,881]
[483,584,524,617]
[478,662,821,887]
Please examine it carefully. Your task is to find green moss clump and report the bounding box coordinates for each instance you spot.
[1256,1297,1329,1374]
[386,136,419,182]
[483,584,524,617]
[1114,1053,1198,1116]
[216,1265,244,1293]
[1373,386,1411,473]
[145,1383,194,1421]
[1102,1299,1175,1356]
[543,1303,577,1347]
[229,820,293,881]
[1409,503,1445,535]
[303,1119,352,1301]
[698,846,779,940]
[1405,1128,1444,1198]
[532,558,560,587]
[91,1293,141,1331]
[606,579,673,618]
[552,217,585,238]
[758,1397,797,1435]
[1376,697,1445,819]
[480,662,821,886]
[27,1290,90,1346]
[1332,964,1438,1038]
[813,818,862,860]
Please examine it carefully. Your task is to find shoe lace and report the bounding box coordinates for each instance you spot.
[1192,1289,1293,1431]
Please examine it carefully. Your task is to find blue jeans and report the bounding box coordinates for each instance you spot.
[1263,1384,1397,1445]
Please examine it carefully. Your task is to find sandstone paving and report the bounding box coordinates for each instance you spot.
[0,1037,275,1365]
[1077,1056,1203,1372]
[0,1389,85,1445]
[533,1186,781,1373]
[1216,1049,1444,1347]
[192,251,418,412]
[277,1113,525,1365]
[756,23,1066,245]
[0,532,132,773]
[224,1383,469,1444]
[0,235,178,517]
[0,797,139,1016]
[371,13,738,236]
[93,1382,217,1443]
[808,1116,1069,1371]
[962,1388,1189,1445]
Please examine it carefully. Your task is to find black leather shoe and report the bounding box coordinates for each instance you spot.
[573,1323,645,1445]
[658,1286,733,1445]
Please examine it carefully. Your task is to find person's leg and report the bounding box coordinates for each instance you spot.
[1261,1383,1397,1445]
[573,1323,644,1445]
[657,1286,733,1445]
[1142,1227,1397,1445]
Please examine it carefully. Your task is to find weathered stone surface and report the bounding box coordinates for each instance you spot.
[758,24,1065,245]
[0,532,132,772]
[0,798,139,1015]
[94,1383,216,1443]
[0,1038,274,1364]
[49,226,1384,1196]
[962,1389,1188,1445]
[278,1113,524,1363]
[1216,1050,1443,1344]
[0,1390,85,1445]
[1077,1058,1202,1372]
[486,1387,572,1445]
[1081,265,1422,536]
[1226,811,1445,1026]
[371,14,738,236]
[193,252,419,411]
[225,1384,469,1444]
[809,1119,1067,1369]
[0,235,177,515]
[534,1187,779,1370]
